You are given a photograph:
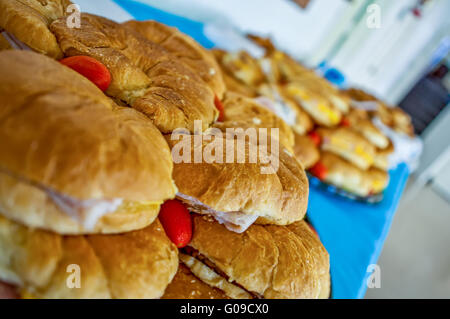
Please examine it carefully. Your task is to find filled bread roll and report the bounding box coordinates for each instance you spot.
[49,13,217,133]
[0,51,176,234]
[1,1,220,133]
[346,108,390,149]
[166,134,309,232]
[163,215,330,299]
[317,127,376,170]
[315,152,389,197]
[283,82,342,127]
[0,216,178,299]
[216,50,266,88]
[258,83,314,135]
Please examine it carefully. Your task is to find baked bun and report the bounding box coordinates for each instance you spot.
[211,49,258,97]
[212,92,295,152]
[167,134,309,232]
[317,127,376,170]
[0,51,176,234]
[0,216,178,299]
[267,50,311,82]
[0,0,71,58]
[123,20,225,99]
[176,215,330,299]
[217,50,265,87]
[376,104,414,137]
[293,133,320,169]
[317,152,388,196]
[48,13,217,133]
[342,88,379,102]
[294,71,350,114]
[283,82,342,127]
[346,109,390,149]
[0,33,12,50]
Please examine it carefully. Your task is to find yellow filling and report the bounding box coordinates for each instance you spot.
[288,86,310,101]
[330,136,352,151]
[355,146,374,164]
[317,102,340,123]
[372,180,385,192]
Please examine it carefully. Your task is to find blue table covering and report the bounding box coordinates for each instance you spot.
[112,0,410,299]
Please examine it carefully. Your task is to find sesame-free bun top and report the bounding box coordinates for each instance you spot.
[167,133,309,227]
[123,20,225,99]
[49,13,217,133]
[0,215,178,299]
[0,0,71,59]
[0,51,176,232]
[181,215,330,299]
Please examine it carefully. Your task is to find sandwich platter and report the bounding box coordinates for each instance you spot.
[0,0,330,299]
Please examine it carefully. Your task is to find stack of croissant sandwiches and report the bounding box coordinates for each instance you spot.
[211,34,414,198]
[0,0,330,299]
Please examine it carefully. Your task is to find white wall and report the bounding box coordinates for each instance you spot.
[406,105,450,203]
[329,0,450,104]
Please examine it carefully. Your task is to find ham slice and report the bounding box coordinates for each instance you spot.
[176,193,258,233]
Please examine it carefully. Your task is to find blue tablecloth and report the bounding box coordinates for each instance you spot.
[112,0,410,299]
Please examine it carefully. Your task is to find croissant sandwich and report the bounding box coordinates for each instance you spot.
[163,214,330,299]
[166,133,309,233]
[0,0,223,133]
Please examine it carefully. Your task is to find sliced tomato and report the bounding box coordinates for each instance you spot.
[214,95,225,122]
[308,131,322,146]
[159,199,192,248]
[340,117,351,127]
[60,56,111,92]
[310,161,328,180]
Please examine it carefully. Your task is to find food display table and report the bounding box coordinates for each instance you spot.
[76,0,411,299]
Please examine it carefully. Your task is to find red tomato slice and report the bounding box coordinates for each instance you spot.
[214,95,225,122]
[60,56,111,92]
[308,131,322,146]
[340,117,351,127]
[310,161,328,180]
[159,200,192,248]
